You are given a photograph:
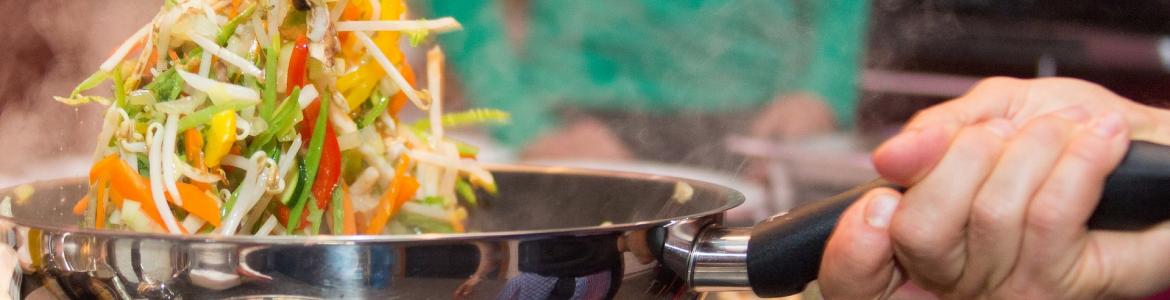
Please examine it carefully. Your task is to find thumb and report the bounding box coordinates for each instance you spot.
[819,188,905,300]
[1084,224,1170,298]
[872,125,954,185]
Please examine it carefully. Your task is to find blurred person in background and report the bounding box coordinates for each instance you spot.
[411,0,869,174]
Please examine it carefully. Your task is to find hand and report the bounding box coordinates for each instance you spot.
[454,275,483,299]
[819,77,1170,299]
[750,92,837,141]
[520,117,633,161]
[874,77,1170,185]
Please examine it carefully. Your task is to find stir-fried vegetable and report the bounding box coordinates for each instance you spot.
[58,0,500,236]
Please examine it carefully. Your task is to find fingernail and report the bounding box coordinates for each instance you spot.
[865,193,900,229]
[984,119,1015,138]
[1055,106,1090,122]
[1090,112,1125,138]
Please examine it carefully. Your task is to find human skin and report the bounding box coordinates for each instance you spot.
[819,77,1170,299]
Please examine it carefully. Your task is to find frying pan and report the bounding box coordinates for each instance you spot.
[1,141,1168,299]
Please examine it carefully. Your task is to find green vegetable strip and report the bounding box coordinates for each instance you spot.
[178,102,250,131]
[248,87,301,153]
[216,4,256,46]
[70,70,109,98]
[112,65,127,108]
[331,185,344,235]
[222,188,241,220]
[145,68,184,102]
[359,93,389,128]
[401,212,455,233]
[279,168,300,205]
[454,140,480,157]
[287,93,330,233]
[283,161,308,206]
[411,108,511,132]
[307,199,325,235]
[456,179,477,206]
[261,35,280,122]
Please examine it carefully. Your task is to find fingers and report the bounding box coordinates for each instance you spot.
[888,119,1013,290]
[871,125,953,185]
[904,77,1029,130]
[961,107,1088,293]
[1014,112,1129,287]
[820,188,904,300]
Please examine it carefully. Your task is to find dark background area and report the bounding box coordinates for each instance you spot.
[859,0,1170,132]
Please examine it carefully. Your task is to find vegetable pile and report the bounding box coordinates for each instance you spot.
[58,0,506,235]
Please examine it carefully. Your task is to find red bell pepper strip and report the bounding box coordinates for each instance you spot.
[297,100,342,210]
[286,34,310,95]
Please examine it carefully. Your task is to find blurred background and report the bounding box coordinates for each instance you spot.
[4,0,1170,298]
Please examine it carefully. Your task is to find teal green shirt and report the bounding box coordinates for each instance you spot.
[415,0,869,147]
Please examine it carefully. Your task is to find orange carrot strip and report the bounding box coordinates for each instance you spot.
[342,184,356,235]
[230,0,241,16]
[365,155,411,234]
[354,211,367,234]
[450,215,465,233]
[168,183,222,227]
[108,159,153,206]
[95,178,108,229]
[72,195,90,216]
[89,155,119,184]
[110,189,125,209]
[389,176,418,218]
[184,129,213,191]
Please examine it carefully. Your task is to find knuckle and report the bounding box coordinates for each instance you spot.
[972,76,1025,92]
[950,127,1006,159]
[1024,201,1068,236]
[1033,77,1103,92]
[1061,138,1113,169]
[969,200,1012,231]
[889,215,949,256]
[1015,117,1073,147]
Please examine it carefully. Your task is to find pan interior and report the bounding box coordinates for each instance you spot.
[0,166,743,240]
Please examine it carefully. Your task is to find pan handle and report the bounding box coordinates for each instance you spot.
[743,140,1170,297]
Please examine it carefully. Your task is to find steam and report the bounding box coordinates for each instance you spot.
[0,1,161,186]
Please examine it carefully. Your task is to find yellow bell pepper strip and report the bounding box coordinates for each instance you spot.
[204,110,237,168]
[343,79,377,110]
[169,183,222,228]
[95,178,109,229]
[72,195,90,216]
[337,0,407,109]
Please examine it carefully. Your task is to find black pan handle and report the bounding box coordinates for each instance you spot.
[745,141,1170,297]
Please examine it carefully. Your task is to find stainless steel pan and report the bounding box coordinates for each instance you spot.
[3,141,1170,299]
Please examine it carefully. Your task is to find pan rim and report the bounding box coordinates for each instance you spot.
[0,164,745,244]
